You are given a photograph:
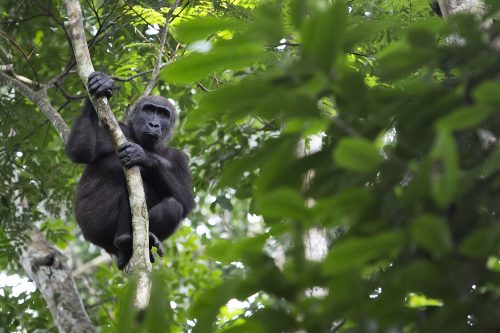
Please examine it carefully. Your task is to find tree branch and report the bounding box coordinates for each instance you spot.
[0,69,70,141]
[20,228,94,333]
[142,0,181,97]
[62,0,152,310]
[72,254,112,277]
[0,65,96,332]
[0,64,37,86]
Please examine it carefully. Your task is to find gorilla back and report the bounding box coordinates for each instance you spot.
[66,72,195,269]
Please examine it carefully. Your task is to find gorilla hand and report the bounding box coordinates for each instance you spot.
[88,71,115,98]
[118,142,154,168]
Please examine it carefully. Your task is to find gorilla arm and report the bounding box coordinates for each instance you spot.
[118,142,195,218]
[65,72,115,163]
[149,149,195,218]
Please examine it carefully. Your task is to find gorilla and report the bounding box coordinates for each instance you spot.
[66,71,195,269]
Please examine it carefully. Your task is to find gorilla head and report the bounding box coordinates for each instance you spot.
[128,96,177,150]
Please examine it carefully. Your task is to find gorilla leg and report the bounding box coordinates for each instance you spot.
[149,196,184,241]
[113,194,133,269]
[113,196,183,268]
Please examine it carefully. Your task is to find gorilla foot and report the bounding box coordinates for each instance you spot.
[149,232,164,257]
[116,250,130,270]
[114,234,132,270]
[113,232,163,266]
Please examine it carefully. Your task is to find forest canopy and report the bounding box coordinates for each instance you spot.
[0,0,499,332]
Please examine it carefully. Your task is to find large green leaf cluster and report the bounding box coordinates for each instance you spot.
[0,0,499,332]
[155,0,499,332]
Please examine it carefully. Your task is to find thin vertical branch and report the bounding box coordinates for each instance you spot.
[142,0,182,97]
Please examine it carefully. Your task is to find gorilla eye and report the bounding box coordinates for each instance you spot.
[158,108,171,119]
[143,104,155,114]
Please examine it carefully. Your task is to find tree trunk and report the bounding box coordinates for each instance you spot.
[437,0,485,18]
[20,228,94,333]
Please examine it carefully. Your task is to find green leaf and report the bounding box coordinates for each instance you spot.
[191,281,238,333]
[145,273,170,333]
[460,224,500,257]
[406,292,443,308]
[216,155,258,189]
[333,137,382,173]
[429,130,459,208]
[206,236,267,263]
[312,188,374,225]
[185,78,273,129]
[160,42,266,83]
[302,0,348,72]
[436,106,491,131]
[479,145,500,178]
[255,187,310,221]
[407,20,443,48]
[344,18,395,51]
[116,278,138,333]
[173,17,243,43]
[222,309,294,333]
[411,214,453,257]
[473,81,500,105]
[290,0,307,29]
[322,231,404,274]
[377,43,434,80]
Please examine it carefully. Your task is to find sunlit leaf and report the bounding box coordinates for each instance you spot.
[160,42,266,83]
[173,17,244,43]
[333,137,382,173]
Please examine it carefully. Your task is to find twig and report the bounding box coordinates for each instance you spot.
[55,81,86,100]
[72,254,112,277]
[0,64,38,87]
[124,1,160,32]
[170,0,190,22]
[0,30,40,85]
[196,82,211,92]
[112,63,170,82]
[143,0,182,97]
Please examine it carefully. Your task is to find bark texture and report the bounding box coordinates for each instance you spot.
[20,229,94,333]
[438,0,485,18]
[62,0,152,310]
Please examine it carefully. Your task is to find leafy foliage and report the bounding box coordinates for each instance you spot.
[1,0,500,332]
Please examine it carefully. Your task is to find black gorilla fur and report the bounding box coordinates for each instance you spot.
[66,72,195,269]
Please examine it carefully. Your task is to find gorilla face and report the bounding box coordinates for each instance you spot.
[130,96,176,149]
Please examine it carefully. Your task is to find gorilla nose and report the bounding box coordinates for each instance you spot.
[148,122,160,129]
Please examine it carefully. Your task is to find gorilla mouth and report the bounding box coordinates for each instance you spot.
[144,132,161,139]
